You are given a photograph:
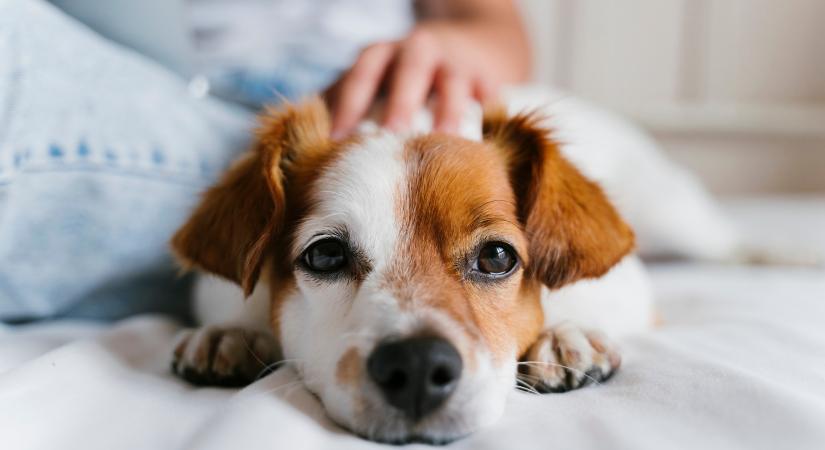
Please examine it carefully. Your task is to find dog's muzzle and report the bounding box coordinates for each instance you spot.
[367,336,463,421]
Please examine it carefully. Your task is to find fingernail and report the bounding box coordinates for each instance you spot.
[436,122,458,134]
[384,117,408,132]
[384,120,401,132]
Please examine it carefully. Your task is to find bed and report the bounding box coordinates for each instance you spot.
[2,196,823,450]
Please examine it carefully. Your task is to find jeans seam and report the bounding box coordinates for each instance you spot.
[0,163,213,188]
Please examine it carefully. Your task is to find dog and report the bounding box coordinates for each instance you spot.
[169,96,654,444]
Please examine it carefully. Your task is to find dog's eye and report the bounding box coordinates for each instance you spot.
[303,239,347,272]
[476,242,517,276]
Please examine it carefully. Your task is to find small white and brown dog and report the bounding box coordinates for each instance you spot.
[169,95,654,444]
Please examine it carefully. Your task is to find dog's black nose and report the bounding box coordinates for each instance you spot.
[367,337,463,421]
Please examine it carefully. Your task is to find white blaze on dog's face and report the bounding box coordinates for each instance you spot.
[171,99,634,444]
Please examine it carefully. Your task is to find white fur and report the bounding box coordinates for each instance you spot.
[291,131,404,267]
[543,255,654,338]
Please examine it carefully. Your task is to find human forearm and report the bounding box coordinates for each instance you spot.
[414,0,532,84]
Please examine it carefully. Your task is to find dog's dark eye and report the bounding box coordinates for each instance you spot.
[303,239,347,272]
[476,242,517,276]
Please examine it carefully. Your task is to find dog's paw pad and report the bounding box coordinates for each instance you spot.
[171,326,279,387]
[520,323,620,393]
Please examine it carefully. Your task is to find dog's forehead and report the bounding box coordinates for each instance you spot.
[294,132,518,261]
[294,132,405,266]
[402,135,518,238]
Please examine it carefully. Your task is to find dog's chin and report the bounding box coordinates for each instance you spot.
[332,411,475,445]
[320,387,508,445]
[351,424,470,446]
[355,431,469,446]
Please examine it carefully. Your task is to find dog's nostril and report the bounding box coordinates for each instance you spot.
[367,337,463,421]
[385,370,407,390]
[430,366,453,387]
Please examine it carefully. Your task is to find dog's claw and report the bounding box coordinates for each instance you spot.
[520,323,620,393]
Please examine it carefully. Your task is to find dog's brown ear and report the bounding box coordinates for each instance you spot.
[171,98,331,296]
[482,107,634,289]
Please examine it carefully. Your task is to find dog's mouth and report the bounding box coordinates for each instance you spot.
[352,429,468,446]
[304,346,514,446]
[329,405,473,446]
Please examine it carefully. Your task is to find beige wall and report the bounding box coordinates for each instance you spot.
[518,0,825,195]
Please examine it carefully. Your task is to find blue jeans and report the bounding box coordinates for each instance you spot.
[0,0,256,321]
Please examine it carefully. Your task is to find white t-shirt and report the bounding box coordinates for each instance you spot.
[187,0,414,106]
[50,0,415,107]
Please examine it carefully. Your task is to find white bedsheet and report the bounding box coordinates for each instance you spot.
[2,197,824,450]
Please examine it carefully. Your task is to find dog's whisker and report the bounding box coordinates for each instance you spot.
[260,373,321,394]
[516,372,541,381]
[518,360,604,386]
[277,382,309,401]
[518,360,582,372]
[514,377,541,395]
[239,334,268,369]
[514,385,538,395]
[254,358,309,380]
[261,380,305,396]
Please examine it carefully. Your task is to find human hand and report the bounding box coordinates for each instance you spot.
[326,17,529,138]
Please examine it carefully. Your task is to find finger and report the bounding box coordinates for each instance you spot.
[322,76,342,108]
[383,30,440,131]
[330,42,397,139]
[433,67,470,134]
[472,76,500,105]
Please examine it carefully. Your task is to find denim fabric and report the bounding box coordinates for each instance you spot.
[0,0,255,322]
[205,60,343,109]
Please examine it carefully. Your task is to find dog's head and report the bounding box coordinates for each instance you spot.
[172,98,633,443]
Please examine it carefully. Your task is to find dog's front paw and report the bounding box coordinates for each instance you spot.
[172,326,280,387]
[521,323,621,393]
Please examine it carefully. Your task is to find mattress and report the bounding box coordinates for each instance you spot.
[2,196,824,450]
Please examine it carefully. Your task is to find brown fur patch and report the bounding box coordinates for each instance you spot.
[382,134,544,362]
[171,97,334,294]
[266,267,296,348]
[336,347,362,388]
[170,149,280,296]
[482,107,635,289]
[170,97,352,339]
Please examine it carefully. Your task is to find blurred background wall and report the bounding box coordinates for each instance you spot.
[518,0,825,195]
